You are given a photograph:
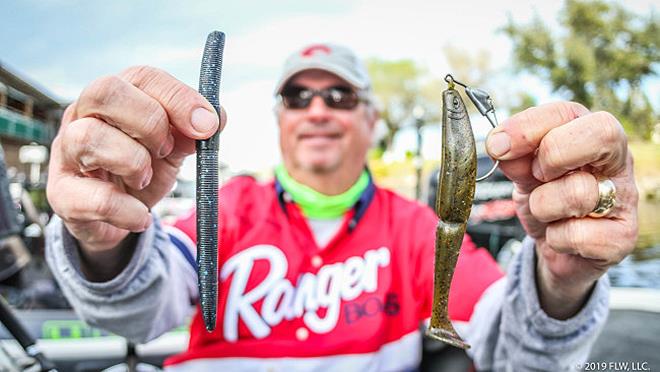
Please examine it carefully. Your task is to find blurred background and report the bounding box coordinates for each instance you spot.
[0,0,658,370]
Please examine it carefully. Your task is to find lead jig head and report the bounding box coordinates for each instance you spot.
[444,74,500,182]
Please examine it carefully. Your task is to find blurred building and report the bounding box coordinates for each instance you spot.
[0,61,64,173]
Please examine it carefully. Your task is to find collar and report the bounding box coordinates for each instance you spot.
[275,169,376,233]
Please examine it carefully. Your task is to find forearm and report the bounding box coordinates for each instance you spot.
[466,237,609,371]
[45,215,198,343]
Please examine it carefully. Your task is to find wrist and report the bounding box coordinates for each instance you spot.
[78,232,138,282]
[535,248,596,319]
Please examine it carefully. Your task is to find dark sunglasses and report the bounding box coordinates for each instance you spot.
[280,84,368,110]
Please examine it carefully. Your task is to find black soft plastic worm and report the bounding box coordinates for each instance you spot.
[196,30,225,332]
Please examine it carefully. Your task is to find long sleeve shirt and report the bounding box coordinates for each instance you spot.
[45,176,609,371]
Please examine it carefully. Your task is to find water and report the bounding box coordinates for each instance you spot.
[608,199,660,288]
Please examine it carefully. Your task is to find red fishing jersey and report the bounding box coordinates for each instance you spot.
[164,175,503,369]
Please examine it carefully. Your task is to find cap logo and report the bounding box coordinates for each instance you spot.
[300,44,331,57]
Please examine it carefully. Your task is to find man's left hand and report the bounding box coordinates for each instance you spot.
[485,102,639,319]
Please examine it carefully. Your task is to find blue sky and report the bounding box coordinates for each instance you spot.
[1,0,657,177]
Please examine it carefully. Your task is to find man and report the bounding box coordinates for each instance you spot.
[45,43,638,371]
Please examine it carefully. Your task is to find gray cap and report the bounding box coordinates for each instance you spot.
[274,43,372,96]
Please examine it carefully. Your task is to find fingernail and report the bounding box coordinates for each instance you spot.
[487,131,511,158]
[137,213,152,232]
[140,168,153,190]
[144,213,153,230]
[531,160,545,181]
[158,133,175,158]
[191,108,219,135]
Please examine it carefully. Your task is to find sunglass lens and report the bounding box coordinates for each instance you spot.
[325,87,358,109]
[281,86,310,109]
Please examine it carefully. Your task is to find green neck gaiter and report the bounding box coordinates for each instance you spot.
[275,164,369,219]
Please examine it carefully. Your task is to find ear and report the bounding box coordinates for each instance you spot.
[273,102,284,127]
[365,105,379,130]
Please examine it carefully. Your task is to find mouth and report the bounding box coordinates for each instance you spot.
[298,132,343,145]
[447,109,467,120]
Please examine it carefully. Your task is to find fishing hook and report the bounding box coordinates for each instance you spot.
[444,74,500,182]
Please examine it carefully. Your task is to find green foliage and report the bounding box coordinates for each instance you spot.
[443,45,493,87]
[366,59,428,150]
[503,0,659,139]
[367,146,384,161]
[442,45,495,115]
[366,47,493,151]
[510,92,538,115]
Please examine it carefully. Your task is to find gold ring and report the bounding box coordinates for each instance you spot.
[588,178,616,218]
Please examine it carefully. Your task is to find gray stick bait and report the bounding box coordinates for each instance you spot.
[196,30,225,332]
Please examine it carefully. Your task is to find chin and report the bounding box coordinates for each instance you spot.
[299,157,340,173]
[291,140,349,171]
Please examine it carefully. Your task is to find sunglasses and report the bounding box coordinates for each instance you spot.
[280,84,368,110]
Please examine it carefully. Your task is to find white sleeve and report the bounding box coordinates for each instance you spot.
[466,237,610,371]
[45,215,198,343]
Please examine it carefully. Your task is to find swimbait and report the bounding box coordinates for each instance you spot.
[426,81,476,350]
[426,74,500,349]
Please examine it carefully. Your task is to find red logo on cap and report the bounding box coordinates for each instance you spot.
[301,45,331,57]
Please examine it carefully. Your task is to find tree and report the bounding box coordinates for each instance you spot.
[366,59,428,151]
[443,45,492,92]
[441,45,501,116]
[503,0,659,139]
[367,47,494,152]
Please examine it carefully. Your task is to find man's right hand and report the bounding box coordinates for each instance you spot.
[47,66,225,278]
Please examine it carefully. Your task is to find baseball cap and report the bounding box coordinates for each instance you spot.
[273,43,373,97]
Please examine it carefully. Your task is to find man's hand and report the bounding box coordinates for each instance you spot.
[485,102,638,319]
[47,66,226,280]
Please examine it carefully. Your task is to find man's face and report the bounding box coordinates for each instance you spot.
[277,70,376,175]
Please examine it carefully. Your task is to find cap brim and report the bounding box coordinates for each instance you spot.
[273,62,368,96]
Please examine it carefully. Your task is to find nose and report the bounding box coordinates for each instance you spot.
[306,95,332,122]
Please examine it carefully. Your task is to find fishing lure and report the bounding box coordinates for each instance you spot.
[426,75,499,349]
[196,31,225,332]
